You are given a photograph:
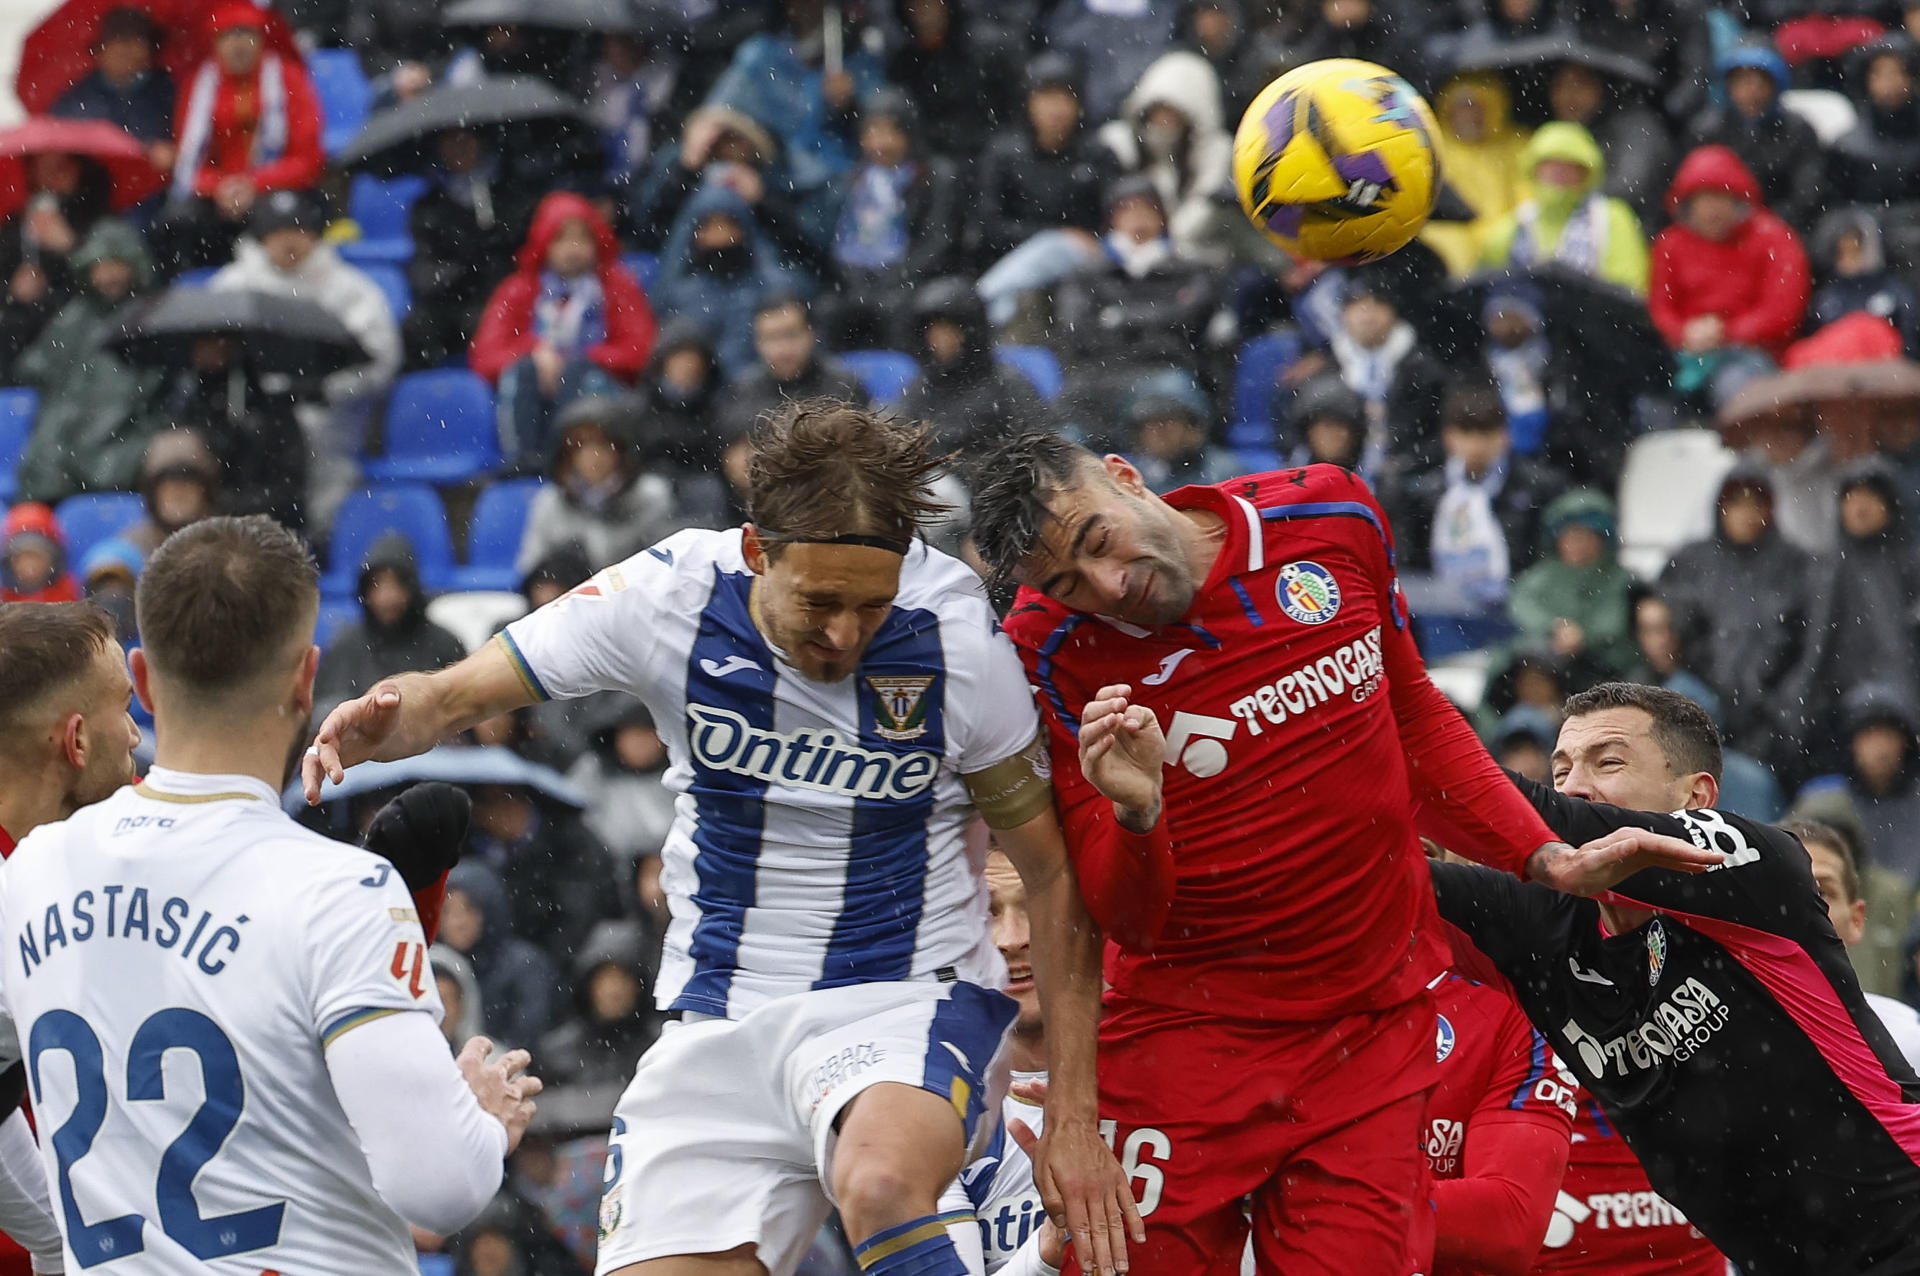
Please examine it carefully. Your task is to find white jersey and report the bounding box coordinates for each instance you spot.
[1867,992,1920,1072]
[960,1072,1048,1271]
[500,529,1037,1018]
[0,769,443,1274]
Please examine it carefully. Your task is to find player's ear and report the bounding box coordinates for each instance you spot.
[1686,770,1720,811]
[741,524,770,575]
[292,645,320,717]
[128,647,157,717]
[60,711,87,773]
[1103,454,1148,497]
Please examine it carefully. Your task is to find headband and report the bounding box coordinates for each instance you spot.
[755,529,913,555]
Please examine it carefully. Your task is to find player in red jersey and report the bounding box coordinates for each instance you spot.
[1533,1097,1720,1276]
[967,439,1719,1275]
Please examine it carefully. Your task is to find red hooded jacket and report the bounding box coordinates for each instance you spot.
[469,192,658,384]
[175,2,323,200]
[1,504,79,603]
[1649,146,1811,358]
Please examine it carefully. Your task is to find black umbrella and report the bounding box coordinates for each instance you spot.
[1439,265,1667,388]
[110,286,367,377]
[442,0,645,32]
[1448,32,1661,89]
[337,74,588,174]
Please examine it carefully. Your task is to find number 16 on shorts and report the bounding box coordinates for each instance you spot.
[1099,1119,1171,1216]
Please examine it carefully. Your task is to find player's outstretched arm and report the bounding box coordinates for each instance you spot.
[1522,828,1724,897]
[325,1016,538,1236]
[994,805,1146,1275]
[302,641,538,804]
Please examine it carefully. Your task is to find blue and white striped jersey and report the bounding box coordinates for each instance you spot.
[498,529,1037,1019]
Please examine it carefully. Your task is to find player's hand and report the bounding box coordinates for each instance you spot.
[303,681,407,804]
[363,782,471,891]
[1526,828,1726,897]
[1078,685,1164,831]
[1019,1114,1144,1276]
[456,1037,542,1154]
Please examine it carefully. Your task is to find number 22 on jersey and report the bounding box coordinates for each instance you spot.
[30,1007,286,1268]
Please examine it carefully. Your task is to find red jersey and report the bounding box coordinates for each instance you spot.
[1004,466,1556,1021]
[0,825,11,858]
[1532,1098,1724,1276]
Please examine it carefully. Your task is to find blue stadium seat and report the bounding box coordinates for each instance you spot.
[322,484,455,597]
[365,369,501,485]
[993,344,1062,401]
[841,350,920,407]
[341,174,427,266]
[0,388,38,503]
[1226,420,1277,451]
[620,251,658,291]
[315,597,360,651]
[454,478,544,592]
[309,49,372,156]
[1232,446,1283,474]
[173,267,218,287]
[54,492,144,565]
[1234,331,1305,430]
[1416,611,1517,661]
[359,262,411,322]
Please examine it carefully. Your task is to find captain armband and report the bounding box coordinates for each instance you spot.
[964,731,1056,830]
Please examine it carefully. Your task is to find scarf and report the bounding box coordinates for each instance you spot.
[1105,231,1174,279]
[535,271,607,355]
[833,163,916,270]
[1431,454,1512,605]
[1485,336,1551,453]
[171,54,288,201]
[1510,192,1608,277]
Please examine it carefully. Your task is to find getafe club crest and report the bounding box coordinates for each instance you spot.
[1277,560,1342,625]
[1646,917,1668,986]
[868,675,936,742]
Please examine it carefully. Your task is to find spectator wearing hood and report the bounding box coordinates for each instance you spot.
[897,277,1041,456]
[1095,50,1234,263]
[50,5,177,159]
[1385,376,1569,606]
[623,105,819,264]
[1809,208,1919,353]
[1801,685,1920,892]
[441,861,560,1049]
[1651,145,1811,392]
[1831,37,1920,208]
[122,429,219,556]
[1043,0,1181,123]
[13,218,161,505]
[135,335,306,531]
[1283,0,1428,94]
[213,189,402,522]
[652,179,806,380]
[1572,0,1715,123]
[0,504,79,603]
[646,318,726,474]
[1480,123,1649,294]
[1506,487,1637,676]
[402,127,538,371]
[430,943,487,1049]
[702,0,889,194]
[315,533,468,717]
[537,919,664,1096]
[970,55,1116,282]
[1825,461,1920,712]
[1660,465,1832,782]
[0,150,112,372]
[1180,0,1263,121]
[1285,371,1373,479]
[1325,266,1448,474]
[1421,73,1532,276]
[816,89,961,350]
[1050,179,1220,373]
[150,2,324,276]
[1123,371,1239,494]
[466,780,621,966]
[521,543,592,613]
[714,294,866,438]
[471,192,659,466]
[514,395,681,577]
[567,697,676,872]
[1537,56,1677,224]
[1686,43,1827,233]
[80,536,143,644]
[888,0,1017,161]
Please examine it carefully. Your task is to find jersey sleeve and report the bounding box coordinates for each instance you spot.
[949,604,1042,775]
[1476,999,1579,1131]
[301,850,446,1048]
[1428,859,1579,989]
[495,535,688,703]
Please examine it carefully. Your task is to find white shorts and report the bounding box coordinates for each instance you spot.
[593,979,1017,1276]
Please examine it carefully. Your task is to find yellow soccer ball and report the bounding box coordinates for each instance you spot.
[1232,58,1441,263]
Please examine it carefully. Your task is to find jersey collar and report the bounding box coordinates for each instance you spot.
[136,767,278,807]
[0,824,12,860]
[1163,481,1266,593]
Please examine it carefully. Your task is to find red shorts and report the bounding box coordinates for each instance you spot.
[1082,992,1439,1276]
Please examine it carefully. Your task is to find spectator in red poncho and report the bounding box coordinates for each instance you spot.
[1650,144,1810,410]
[150,1,323,278]
[470,192,658,468]
[0,504,79,603]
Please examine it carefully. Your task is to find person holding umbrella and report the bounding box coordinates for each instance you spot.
[0,140,113,372]
[151,1,324,277]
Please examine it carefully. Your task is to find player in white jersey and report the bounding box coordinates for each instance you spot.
[303,403,1140,1276]
[0,517,539,1274]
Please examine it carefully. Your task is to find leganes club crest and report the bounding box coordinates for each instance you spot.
[868,675,935,742]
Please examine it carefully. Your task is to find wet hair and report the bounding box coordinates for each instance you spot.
[746,401,946,556]
[0,602,116,738]
[1779,818,1859,903]
[1562,681,1723,782]
[135,516,318,698]
[966,430,1103,588]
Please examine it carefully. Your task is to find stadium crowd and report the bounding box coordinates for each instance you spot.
[7,0,1920,1269]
